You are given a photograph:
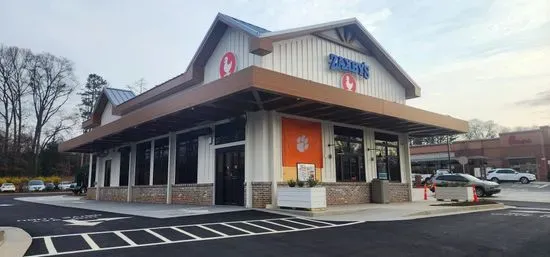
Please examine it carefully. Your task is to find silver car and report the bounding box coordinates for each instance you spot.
[431,173,501,197]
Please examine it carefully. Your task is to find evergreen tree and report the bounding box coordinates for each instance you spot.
[78,74,107,120]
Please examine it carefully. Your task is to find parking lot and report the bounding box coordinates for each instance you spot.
[1,187,550,257]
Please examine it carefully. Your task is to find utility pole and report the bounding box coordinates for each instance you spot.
[447,135,452,173]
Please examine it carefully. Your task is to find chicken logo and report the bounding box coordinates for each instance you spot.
[341,73,357,92]
[219,52,237,78]
[296,135,309,153]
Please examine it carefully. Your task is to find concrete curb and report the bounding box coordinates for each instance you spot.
[406,203,506,217]
[0,227,32,257]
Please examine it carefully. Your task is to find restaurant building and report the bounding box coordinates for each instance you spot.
[59,13,468,208]
[411,127,550,181]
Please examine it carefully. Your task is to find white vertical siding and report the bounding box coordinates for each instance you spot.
[364,128,376,182]
[203,28,261,84]
[261,35,406,104]
[399,134,412,185]
[321,122,336,182]
[197,135,214,183]
[96,149,121,187]
[100,103,120,126]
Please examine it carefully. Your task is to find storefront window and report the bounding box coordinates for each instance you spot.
[135,142,151,185]
[153,138,169,185]
[375,132,401,182]
[215,118,245,145]
[175,135,199,184]
[90,156,97,187]
[104,159,111,187]
[119,147,130,186]
[508,158,538,174]
[334,126,365,182]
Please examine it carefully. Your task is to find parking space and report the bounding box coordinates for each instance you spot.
[25,217,354,257]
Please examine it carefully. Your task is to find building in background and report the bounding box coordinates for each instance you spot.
[59,13,467,207]
[411,126,550,181]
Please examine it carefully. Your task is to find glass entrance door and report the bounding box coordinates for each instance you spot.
[215,145,245,206]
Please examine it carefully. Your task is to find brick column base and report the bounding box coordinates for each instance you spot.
[388,183,411,202]
[98,187,128,202]
[86,187,97,200]
[171,183,213,205]
[131,185,167,203]
[251,182,272,208]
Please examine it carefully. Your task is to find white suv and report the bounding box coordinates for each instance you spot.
[486,168,536,184]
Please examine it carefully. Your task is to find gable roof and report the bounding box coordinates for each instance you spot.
[103,87,136,105]
[112,13,421,116]
[83,87,136,129]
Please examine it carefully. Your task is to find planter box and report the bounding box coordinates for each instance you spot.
[435,187,474,201]
[277,187,327,210]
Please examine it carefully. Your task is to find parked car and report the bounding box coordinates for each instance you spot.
[70,183,87,195]
[27,180,46,192]
[431,173,501,197]
[0,183,16,192]
[57,181,73,191]
[425,169,451,185]
[411,173,432,184]
[44,182,56,191]
[486,168,536,184]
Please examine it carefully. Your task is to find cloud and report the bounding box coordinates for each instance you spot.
[517,90,550,107]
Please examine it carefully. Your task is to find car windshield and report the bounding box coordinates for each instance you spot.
[29,180,44,185]
[3,183,13,186]
[460,174,482,182]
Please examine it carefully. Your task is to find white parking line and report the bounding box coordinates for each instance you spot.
[25,218,362,257]
[197,225,228,237]
[221,223,254,234]
[515,207,550,212]
[171,227,201,239]
[283,219,318,228]
[241,221,277,232]
[81,234,100,250]
[262,220,298,230]
[144,229,171,243]
[538,184,549,189]
[512,210,550,214]
[294,218,335,226]
[43,237,57,254]
[114,231,137,246]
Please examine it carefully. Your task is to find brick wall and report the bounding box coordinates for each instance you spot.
[323,182,371,205]
[131,185,167,204]
[86,187,97,200]
[98,187,128,202]
[251,182,272,208]
[389,183,411,202]
[171,183,213,205]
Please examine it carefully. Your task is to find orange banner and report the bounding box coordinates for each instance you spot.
[282,118,323,168]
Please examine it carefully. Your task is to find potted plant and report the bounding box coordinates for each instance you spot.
[277,176,326,210]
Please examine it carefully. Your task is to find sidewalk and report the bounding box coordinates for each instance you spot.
[265,200,507,222]
[15,195,245,218]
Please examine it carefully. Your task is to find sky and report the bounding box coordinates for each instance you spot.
[1,0,549,128]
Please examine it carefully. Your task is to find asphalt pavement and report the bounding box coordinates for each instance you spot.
[1,193,550,257]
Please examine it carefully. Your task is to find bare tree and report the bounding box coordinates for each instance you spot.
[463,119,499,140]
[127,78,147,94]
[0,46,32,154]
[28,53,76,174]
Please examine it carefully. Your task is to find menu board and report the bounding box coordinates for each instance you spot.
[297,163,316,181]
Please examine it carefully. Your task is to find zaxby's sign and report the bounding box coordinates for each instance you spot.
[328,54,370,79]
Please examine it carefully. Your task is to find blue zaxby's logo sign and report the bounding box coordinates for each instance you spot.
[328,54,370,79]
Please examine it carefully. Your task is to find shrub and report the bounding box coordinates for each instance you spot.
[287,179,296,187]
[306,177,319,187]
[296,180,305,187]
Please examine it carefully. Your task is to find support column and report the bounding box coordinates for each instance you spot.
[149,140,155,185]
[166,132,177,204]
[399,134,413,201]
[88,154,93,187]
[95,156,102,200]
[127,143,136,202]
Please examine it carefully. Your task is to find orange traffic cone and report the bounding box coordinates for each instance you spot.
[472,185,479,202]
[424,184,428,200]
[433,183,437,192]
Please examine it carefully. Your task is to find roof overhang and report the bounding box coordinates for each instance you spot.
[59,66,468,153]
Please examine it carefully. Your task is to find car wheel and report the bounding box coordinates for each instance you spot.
[490,177,499,183]
[486,193,493,197]
[475,187,485,197]
[520,177,529,184]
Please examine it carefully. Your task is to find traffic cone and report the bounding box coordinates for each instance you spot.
[424,184,428,200]
[433,183,437,192]
[472,185,478,202]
